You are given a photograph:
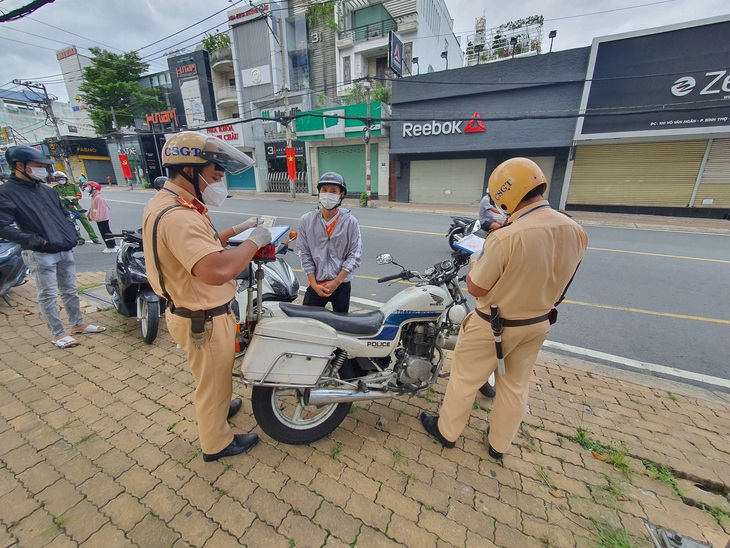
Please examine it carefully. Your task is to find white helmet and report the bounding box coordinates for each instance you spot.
[53,170,68,182]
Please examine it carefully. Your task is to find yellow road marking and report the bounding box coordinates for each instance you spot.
[588,247,730,264]
[564,299,730,325]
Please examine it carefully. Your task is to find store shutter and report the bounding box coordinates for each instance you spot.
[317,145,378,194]
[695,139,730,208]
[568,141,706,206]
[83,160,115,185]
[410,159,485,205]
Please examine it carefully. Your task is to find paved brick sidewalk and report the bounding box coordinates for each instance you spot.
[0,274,728,547]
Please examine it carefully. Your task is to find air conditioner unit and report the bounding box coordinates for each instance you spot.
[311,32,320,43]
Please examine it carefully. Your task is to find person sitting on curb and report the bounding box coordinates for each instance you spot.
[0,146,106,349]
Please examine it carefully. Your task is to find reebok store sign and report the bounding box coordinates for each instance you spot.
[402,112,486,138]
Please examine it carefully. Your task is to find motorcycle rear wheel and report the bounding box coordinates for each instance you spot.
[139,299,159,344]
[448,228,465,251]
[251,385,351,445]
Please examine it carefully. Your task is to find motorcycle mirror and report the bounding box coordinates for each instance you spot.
[288,231,298,241]
[376,253,393,265]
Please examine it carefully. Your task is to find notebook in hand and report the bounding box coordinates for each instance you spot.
[228,225,290,246]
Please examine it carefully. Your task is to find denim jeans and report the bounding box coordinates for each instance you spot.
[21,250,84,337]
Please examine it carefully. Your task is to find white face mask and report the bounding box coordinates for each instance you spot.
[319,192,341,210]
[200,175,228,207]
[28,167,49,181]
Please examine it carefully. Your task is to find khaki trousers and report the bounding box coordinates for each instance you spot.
[166,311,236,454]
[438,311,549,454]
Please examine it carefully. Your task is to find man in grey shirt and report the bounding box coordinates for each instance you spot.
[297,172,362,313]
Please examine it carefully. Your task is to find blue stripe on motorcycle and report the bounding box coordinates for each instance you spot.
[384,312,440,326]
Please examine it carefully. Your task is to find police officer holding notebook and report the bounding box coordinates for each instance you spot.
[143,132,271,462]
[420,158,588,461]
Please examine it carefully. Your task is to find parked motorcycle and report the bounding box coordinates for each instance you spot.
[0,237,28,304]
[236,250,475,444]
[447,216,486,251]
[106,229,163,344]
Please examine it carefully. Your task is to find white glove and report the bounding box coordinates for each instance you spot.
[246,225,271,249]
[232,217,261,235]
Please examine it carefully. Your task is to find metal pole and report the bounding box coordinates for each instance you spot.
[364,81,372,205]
[278,16,295,198]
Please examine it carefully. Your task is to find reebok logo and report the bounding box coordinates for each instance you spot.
[402,111,486,138]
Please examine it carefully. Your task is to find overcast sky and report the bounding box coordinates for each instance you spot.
[0,0,727,104]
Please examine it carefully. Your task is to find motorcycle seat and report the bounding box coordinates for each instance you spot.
[279,303,384,336]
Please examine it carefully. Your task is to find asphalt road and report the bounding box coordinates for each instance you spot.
[70,189,730,389]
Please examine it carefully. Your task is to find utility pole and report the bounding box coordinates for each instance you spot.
[363,79,372,205]
[13,79,75,181]
[278,15,296,198]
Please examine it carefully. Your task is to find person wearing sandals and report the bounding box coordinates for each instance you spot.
[0,146,106,349]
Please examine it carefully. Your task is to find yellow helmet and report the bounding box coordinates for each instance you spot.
[488,158,547,214]
[161,131,254,174]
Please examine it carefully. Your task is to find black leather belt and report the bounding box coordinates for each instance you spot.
[169,302,232,320]
[475,308,551,327]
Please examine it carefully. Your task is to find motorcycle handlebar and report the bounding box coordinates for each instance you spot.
[377,272,406,283]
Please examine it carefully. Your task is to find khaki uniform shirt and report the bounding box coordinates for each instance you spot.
[470,200,588,320]
[142,182,235,310]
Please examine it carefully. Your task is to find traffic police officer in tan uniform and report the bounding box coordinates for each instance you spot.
[143,132,271,462]
[421,158,588,460]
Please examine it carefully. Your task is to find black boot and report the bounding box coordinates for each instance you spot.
[419,412,456,448]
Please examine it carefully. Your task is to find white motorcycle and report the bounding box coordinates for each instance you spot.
[236,250,474,444]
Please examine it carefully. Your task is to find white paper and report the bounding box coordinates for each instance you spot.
[228,225,290,245]
[454,233,486,255]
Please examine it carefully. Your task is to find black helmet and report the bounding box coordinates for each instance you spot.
[153,176,169,191]
[317,172,347,193]
[5,145,54,168]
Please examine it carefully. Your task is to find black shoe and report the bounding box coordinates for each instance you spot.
[203,433,259,462]
[227,397,242,419]
[419,412,455,448]
[488,444,504,461]
[485,427,504,461]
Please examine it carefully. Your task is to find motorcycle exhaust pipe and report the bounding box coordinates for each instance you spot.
[305,388,397,406]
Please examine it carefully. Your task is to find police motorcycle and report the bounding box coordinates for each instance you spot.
[0,236,28,304]
[106,229,163,344]
[232,231,300,324]
[236,249,475,445]
[447,216,486,251]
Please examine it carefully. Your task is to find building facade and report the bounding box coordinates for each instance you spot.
[55,46,96,137]
[564,16,730,218]
[389,48,590,206]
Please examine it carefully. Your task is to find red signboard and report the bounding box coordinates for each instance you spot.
[118,154,133,179]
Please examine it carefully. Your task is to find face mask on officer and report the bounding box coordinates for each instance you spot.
[319,192,341,210]
[200,164,228,207]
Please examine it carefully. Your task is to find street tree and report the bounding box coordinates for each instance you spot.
[79,47,163,135]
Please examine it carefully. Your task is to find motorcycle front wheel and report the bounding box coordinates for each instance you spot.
[448,228,465,251]
[139,299,159,344]
[251,385,351,445]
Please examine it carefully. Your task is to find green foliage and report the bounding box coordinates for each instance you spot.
[643,461,683,497]
[202,30,231,52]
[306,2,337,32]
[372,84,391,105]
[359,192,368,207]
[79,47,164,135]
[590,518,636,548]
[342,81,391,106]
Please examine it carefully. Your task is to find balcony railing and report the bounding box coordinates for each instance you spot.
[210,47,233,70]
[338,18,397,45]
[215,85,238,106]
